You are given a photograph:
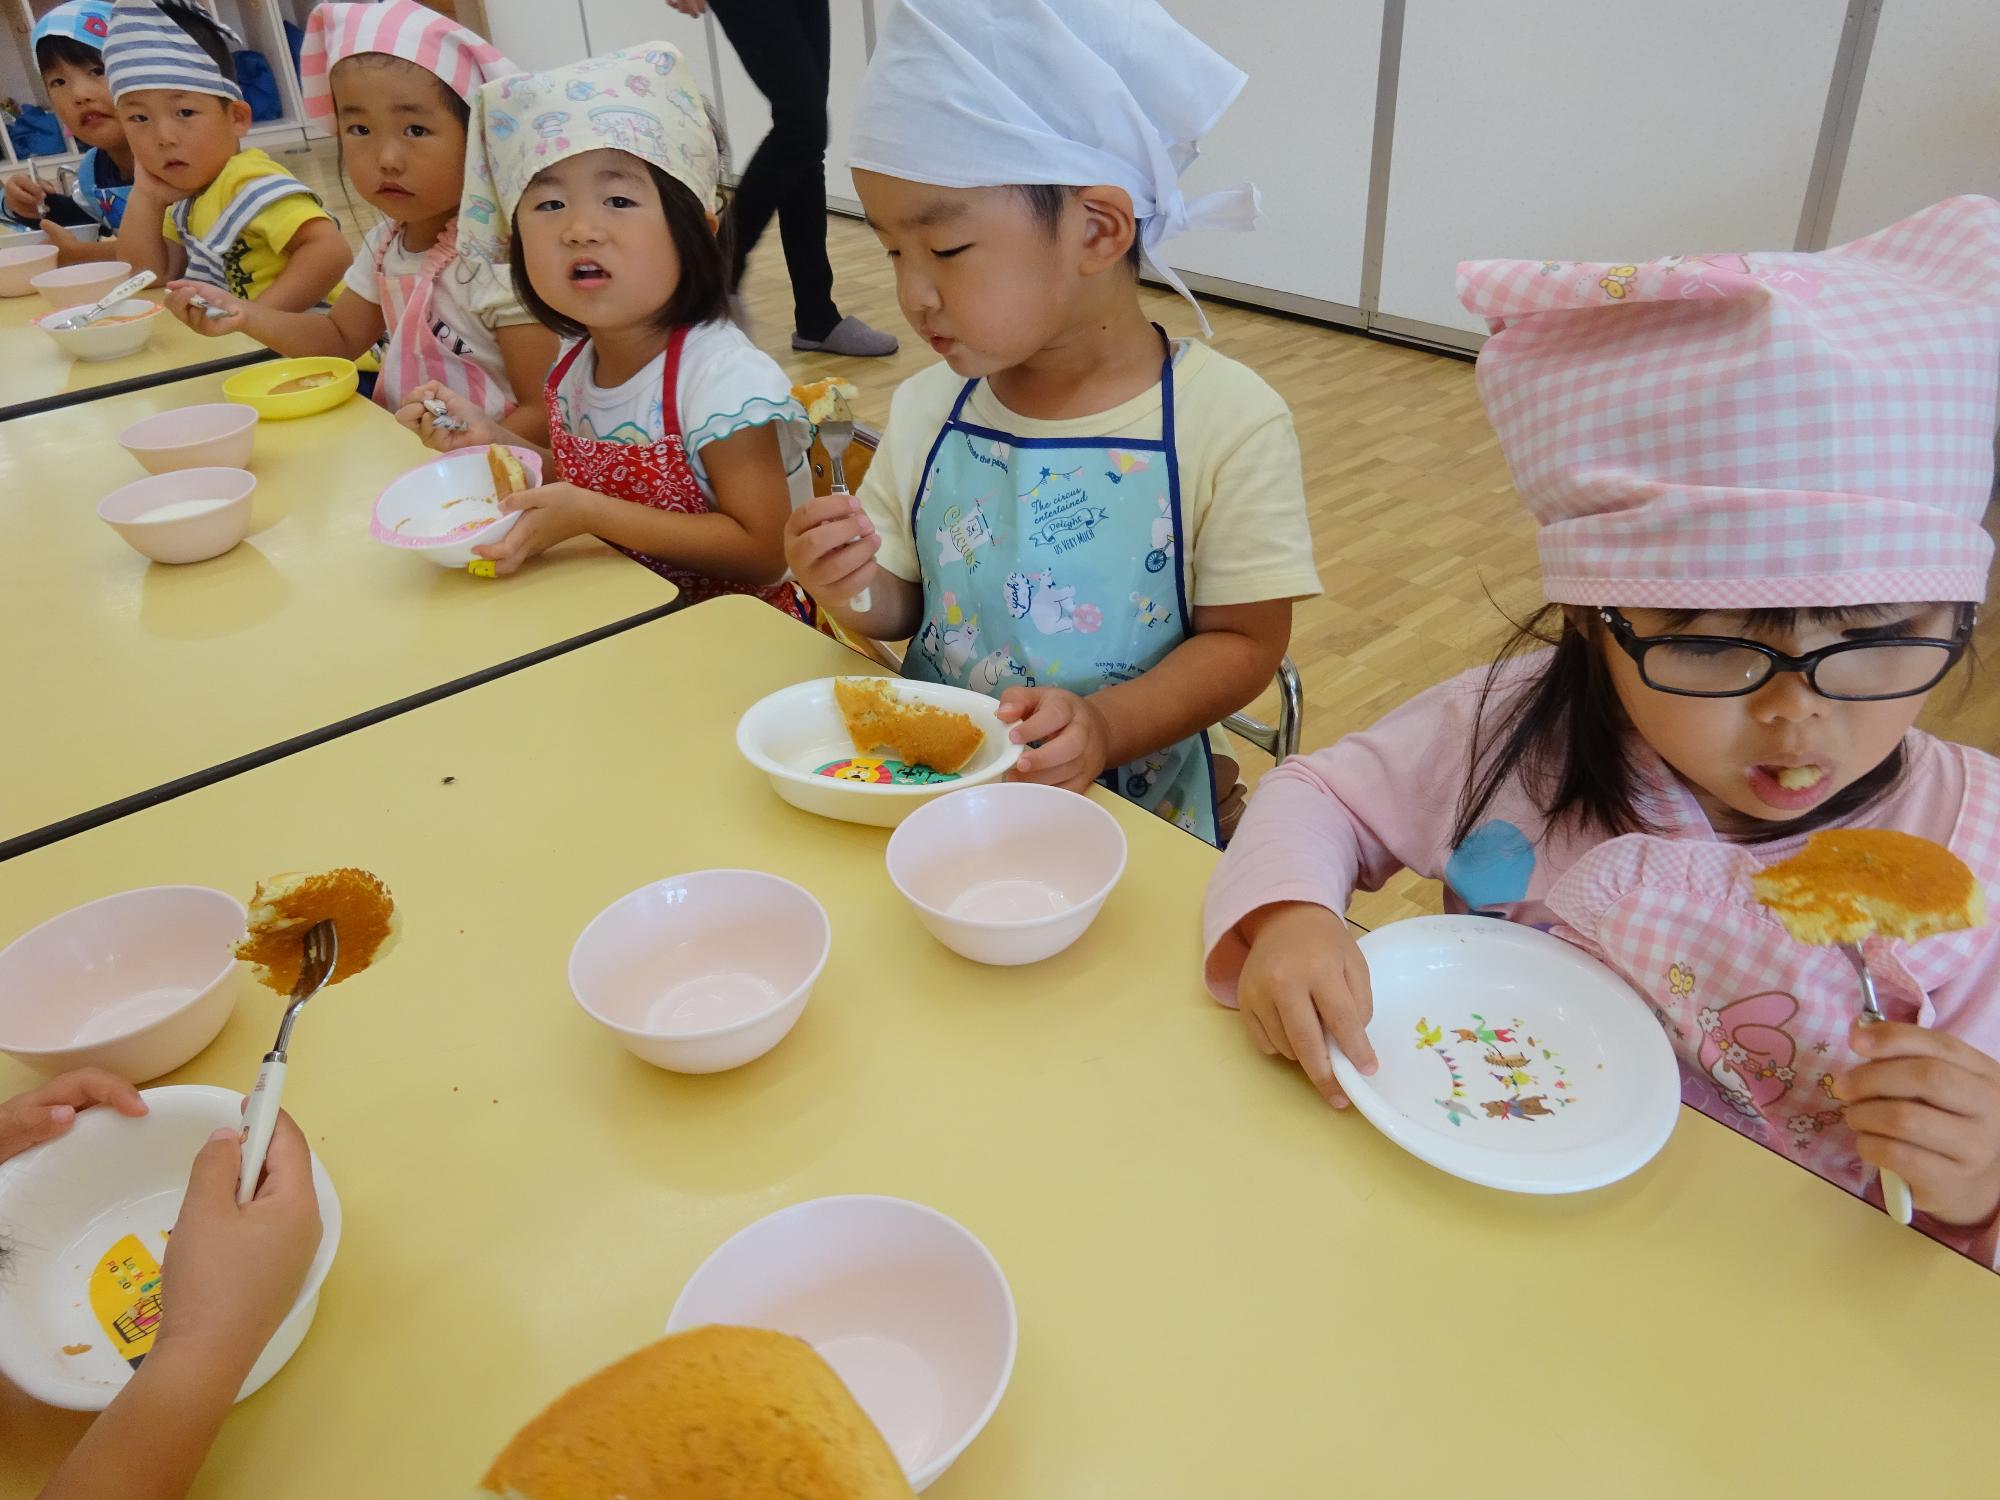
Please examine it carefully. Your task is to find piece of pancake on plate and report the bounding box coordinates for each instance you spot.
[833,676,984,774]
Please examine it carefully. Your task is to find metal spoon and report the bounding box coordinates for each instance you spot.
[47,269,156,331]
[237,919,337,1204]
[1842,940,1915,1225]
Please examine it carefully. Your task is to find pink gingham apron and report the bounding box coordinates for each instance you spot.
[371,218,511,422]
[1543,745,2000,1206]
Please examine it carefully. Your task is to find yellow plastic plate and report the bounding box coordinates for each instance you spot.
[222,357,360,420]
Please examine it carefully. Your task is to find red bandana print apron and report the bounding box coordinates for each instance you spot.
[544,328,810,618]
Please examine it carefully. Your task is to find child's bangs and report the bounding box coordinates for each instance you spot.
[330,52,471,131]
[1652,602,1955,633]
[35,36,104,77]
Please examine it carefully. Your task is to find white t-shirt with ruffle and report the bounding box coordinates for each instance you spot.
[549,319,813,507]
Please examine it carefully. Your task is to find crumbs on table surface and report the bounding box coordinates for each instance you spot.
[62,1343,91,1356]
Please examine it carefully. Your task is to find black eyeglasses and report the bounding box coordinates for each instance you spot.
[1597,605,1976,701]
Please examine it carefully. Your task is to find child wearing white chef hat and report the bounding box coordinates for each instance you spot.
[783,0,1321,846]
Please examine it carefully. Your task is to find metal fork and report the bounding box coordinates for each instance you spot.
[237,920,337,1204]
[818,416,874,613]
[1842,940,1915,1225]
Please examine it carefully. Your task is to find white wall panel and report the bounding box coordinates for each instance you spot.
[1828,0,2000,245]
[1153,0,1378,308]
[1379,0,1843,338]
[483,0,588,74]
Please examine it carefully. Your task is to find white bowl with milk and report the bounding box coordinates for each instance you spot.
[97,466,256,564]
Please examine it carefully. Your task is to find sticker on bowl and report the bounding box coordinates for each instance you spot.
[813,756,961,786]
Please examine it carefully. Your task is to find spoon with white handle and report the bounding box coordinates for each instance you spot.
[48,269,156,331]
[1842,942,1916,1225]
[238,919,336,1204]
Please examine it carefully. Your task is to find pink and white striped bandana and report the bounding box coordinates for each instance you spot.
[298,0,517,123]
[1457,195,2000,608]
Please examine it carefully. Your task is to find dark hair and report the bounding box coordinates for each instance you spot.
[1448,603,1933,849]
[158,0,237,83]
[509,161,732,339]
[1016,183,1142,270]
[329,51,472,133]
[35,35,105,77]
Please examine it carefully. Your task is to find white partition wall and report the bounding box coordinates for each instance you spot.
[482,0,590,73]
[1828,0,2000,246]
[1154,0,1380,314]
[1377,0,1844,342]
[444,1,2000,353]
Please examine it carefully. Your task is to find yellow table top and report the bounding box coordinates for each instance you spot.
[0,596,1991,1496]
[1,374,673,847]
[0,290,268,417]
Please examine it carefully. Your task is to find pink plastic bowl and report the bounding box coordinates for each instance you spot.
[666,1195,1016,1491]
[0,243,57,296]
[118,402,258,474]
[0,887,245,1082]
[568,870,830,1072]
[886,782,1127,965]
[30,259,132,311]
[96,466,256,564]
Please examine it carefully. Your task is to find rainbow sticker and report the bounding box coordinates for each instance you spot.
[813,756,961,786]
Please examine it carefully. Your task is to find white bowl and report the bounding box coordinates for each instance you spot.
[118,402,259,474]
[886,782,1127,965]
[0,887,244,1082]
[568,870,830,1073]
[667,1196,1015,1492]
[0,242,58,295]
[0,226,49,248]
[369,444,541,568]
[97,466,256,564]
[735,677,1023,828]
[31,258,132,311]
[0,1084,340,1410]
[36,297,160,360]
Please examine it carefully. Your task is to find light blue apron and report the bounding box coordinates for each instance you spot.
[904,331,1219,844]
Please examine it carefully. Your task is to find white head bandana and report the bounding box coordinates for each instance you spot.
[458,42,719,266]
[104,0,243,104]
[848,0,1259,335]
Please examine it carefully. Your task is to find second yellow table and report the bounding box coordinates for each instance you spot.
[0,598,1992,1497]
[1,374,674,848]
[0,289,270,419]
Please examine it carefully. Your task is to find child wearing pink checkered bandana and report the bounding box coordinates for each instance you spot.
[1203,196,2000,1268]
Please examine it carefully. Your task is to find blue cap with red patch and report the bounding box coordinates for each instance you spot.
[31,1,115,56]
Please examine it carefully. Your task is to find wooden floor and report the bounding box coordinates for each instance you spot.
[290,139,1999,923]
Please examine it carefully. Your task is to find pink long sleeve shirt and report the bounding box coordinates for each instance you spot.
[1203,662,2000,1269]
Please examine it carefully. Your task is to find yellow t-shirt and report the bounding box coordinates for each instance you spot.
[859,339,1322,608]
[162,149,337,303]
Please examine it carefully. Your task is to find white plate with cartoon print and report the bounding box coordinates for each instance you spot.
[1332,916,1680,1194]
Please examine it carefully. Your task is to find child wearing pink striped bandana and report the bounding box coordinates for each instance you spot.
[1204,196,2000,1268]
[162,1,556,442]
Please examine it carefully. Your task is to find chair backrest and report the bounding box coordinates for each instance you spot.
[1222,655,1303,762]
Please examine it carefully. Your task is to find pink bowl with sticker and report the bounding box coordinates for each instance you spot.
[369,444,541,568]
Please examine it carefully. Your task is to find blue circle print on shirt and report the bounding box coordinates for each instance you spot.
[1445,818,1536,910]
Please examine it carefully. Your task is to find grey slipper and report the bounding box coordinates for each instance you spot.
[792,315,899,357]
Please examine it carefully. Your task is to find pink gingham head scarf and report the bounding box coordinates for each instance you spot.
[1458,195,2000,609]
[298,0,517,124]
